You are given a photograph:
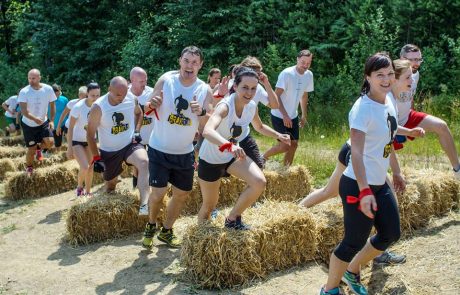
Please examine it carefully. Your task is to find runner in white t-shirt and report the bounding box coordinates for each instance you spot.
[264,49,314,166]
[141,46,213,248]
[320,53,402,295]
[67,83,101,197]
[396,44,460,179]
[128,67,155,189]
[18,69,57,175]
[87,76,150,214]
[197,67,290,229]
[2,94,20,136]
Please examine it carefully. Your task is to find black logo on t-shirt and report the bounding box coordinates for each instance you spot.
[111,112,129,134]
[168,95,191,126]
[383,113,398,158]
[228,123,242,144]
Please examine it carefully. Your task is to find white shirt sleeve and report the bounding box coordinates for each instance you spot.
[275,70,287,90]
[48,87,57,102]
[255,84,269,106]
[305,72,314,93]
[348,102,369,134]
[17,89,27,103]
[69,103,79,119]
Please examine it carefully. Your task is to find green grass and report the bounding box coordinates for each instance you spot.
[1,224,16,235]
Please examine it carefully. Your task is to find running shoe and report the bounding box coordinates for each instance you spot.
[25,166,33,176]
[319,286,344,295]
[224,216,251,230]
[76,187,84,197]
[342,270,368,295]
[142,223,158,249]
[373,250,406,265]
[35,149,44,161]
[157,227,181,248]
[138,204,149,216]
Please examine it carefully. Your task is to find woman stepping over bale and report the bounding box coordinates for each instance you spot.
[319,53,403,295]
[197,67,290,230]
[301,58,425,267]
[67,82,101,197]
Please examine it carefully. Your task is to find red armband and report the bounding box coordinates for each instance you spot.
[91,155,102,164]
[145,108,159,120]
[346,188,373,210]
[213,93,224,99]
[218,142,233,152]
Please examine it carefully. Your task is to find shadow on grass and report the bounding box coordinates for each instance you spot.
[0,197,36,215]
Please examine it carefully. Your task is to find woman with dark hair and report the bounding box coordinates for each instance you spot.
[319,53,402,295]
[67,82,101,197]
[197,67,290,229]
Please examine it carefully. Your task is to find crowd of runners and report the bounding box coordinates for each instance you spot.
[2,43,460,295]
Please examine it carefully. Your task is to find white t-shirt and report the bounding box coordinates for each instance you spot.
[94,93,136,152]
[149,73,208,154]
[200,94,257,164]
[343,95,398,185]
[69,99,92,142]
[18,84,57,127]
[228,79,269,140]
[4,96,18,118]
[129,85,154,145]
[271,66,314,119]
[64,99,80,128]
[396,71,420,126]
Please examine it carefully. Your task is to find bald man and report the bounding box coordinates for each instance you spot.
[18,69,57,174]
[128,67,154,188]
[87,76,150,214]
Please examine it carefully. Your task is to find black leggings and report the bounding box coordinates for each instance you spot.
[334,175,401,263]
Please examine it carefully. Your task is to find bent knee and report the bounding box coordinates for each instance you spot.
[251,175,266,192]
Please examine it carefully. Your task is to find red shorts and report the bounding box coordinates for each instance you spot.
[393,110,428,150]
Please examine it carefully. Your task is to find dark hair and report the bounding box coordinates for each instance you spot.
[87,82,100,92]
[229,67,259,95]
[207,68,221,83]
[52,84,61,92]
[228,64,238,77]
[297,49,312,58]
[360,52,394,95]
[400,44,420,57]
[180,46,203,61]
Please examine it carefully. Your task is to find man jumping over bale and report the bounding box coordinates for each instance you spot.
[86,76,150,215]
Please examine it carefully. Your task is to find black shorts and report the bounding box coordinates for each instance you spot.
[148,146,194,191]
[21,120,53,147]
[271,114,300,140]
[53,126,67,148]
[338,142,351,166]
[72,141,88,147]
[198,158,235,182]
[100,143,143,181]
[239,134,264,168]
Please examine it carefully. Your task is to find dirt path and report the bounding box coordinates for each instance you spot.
[0,186,459,295]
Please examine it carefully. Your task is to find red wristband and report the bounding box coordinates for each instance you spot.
[92,155,102,164]
[218,142,233,152]
[213,93,224,99]
[145,108,159,120]
[346,188,373,210]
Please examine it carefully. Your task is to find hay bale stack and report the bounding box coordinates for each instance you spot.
[181,201,317,289]
[182,165,311,216]
[66,189,148,245]
[0,146,26,159]
[0,158,16,179]
[0,135,24,146]
[4,160,80,200]
[398,168,460,233]
[310,201,344,264]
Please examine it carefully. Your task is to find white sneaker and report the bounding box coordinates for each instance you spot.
[139,204,149,216]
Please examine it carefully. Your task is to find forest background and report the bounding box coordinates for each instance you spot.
[1,0,459,132]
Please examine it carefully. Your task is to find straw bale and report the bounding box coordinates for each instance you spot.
[182,165,311,216]
[181,201,317,289]
[310,201,344,264]
[0,146,26,158]
[0,158,16,179]
[65,188,148,245]
[4,160,80,200]
[0,135,24,146]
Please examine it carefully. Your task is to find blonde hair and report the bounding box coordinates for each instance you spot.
[392,59,411,79]
[78,86,88,95]
[240,56,262,71]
